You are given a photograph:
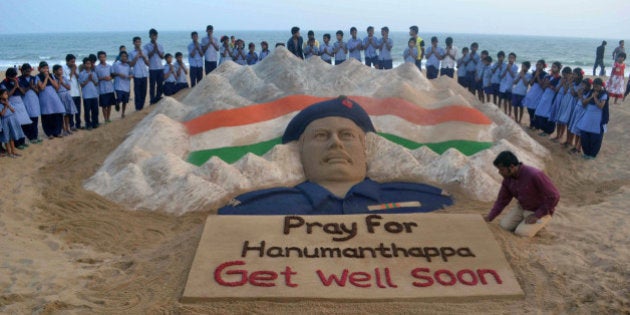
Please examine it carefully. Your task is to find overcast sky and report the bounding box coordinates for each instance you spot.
[1,0,628,39]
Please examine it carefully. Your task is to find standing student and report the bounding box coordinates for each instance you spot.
[113,51,133,118]
[219,35,233,65]
[606,52,626,104]
[425,37,444,79]
[511,61,531,124]
[474,50,489,102]
[465,43,480,94]
[37,62,65,138]
[145,28,165,104]
[129,36,149,111]
[363,26,379,68]
[115,45,126,63]
[333,30,347,65]
[377,27,393,70]
[549,67,572,137]
[78,58,99,130]
[409,25,424,71]
[246,43,258,65]
[175,52,189,93]
[232,40,247,65]
[490,51,505,107]
[553,67,575,143]
[187,31,204,87]
[95,51,115,123]
[18,64,42,143]
[304,38,319,59]
[320,34,333,64]
[286,26,304,59]
[53,64,77,136]
[163,54,177,96]
[481,56,494,103]
[403,38,418,64]
[441,37,457,78]
[258,41,270,61]
[2,68,30,149]
[593,40,606,76]
[457,47,470,88]
[347,27,362,62]
[302,30,320,52]
[561,68,583,147]
[577,78,609,159]
[63,54,82,130]
[202,25,220,74]
[534,61,563,137]
[499,52,518,115]
[0,88,26,158]
[568,77,589,154]
[523,60,547,129]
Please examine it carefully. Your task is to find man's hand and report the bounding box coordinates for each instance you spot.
[524,214,538,224]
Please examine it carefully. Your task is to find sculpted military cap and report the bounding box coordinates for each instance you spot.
[282,95,376,143]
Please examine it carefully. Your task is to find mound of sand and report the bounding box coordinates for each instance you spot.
[84,48,549,214]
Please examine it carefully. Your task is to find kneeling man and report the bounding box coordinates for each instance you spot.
[484,151,560,237]
[219,96,453,215]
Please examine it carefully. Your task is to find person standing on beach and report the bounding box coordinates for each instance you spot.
[129,36,149,111]
[187,31,204,87]
[424,36,444,79]
[78,58,99,130]
[144,29,165,105]
[593,41,606,76]
[606,52,626,104]
[347,27,362,62]
[441,37,457,78]
[201,25,219,74]
[63,54,82,130]
[363,26,379,68]
[612,40,625,61]
[95,51,115,123]
[377,26,393,70]
[332,30,347,65]
[287,26,304,59]
[409,26,424,71]
[484,151,559,237]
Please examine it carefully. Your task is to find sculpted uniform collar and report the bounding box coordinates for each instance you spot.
[295,178,381,209]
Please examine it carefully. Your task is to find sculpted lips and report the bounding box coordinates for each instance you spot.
[323,151,352,164]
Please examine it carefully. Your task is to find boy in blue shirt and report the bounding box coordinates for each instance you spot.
[304,38,319,59]
[377,27,393,69]
[246,43,258,65]
[482,56,494,103]
[475,50,489,102]
[144,28,165,105]
[347,27,362,62]
[465,42,480,94]
[201,25,220,74]
[500,52,519,115]
[95,51,115,123]
[113,51,132,118]
[457,47,469,88]
[512,61,531,124]
[333,30,347,65]
[175,52,189,93]
[320,34,333,64]
[490,51,505,106]
[163,54,177,96]
[363,26,379,68]
[403,38,418,64]
[78,58,99,130]
[258,41,270,62]
[129,36,149,111]
[425,36,444,79]
[187,31,204,87]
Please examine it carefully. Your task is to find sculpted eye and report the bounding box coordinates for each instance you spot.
[313,131,328,140]
[340,131,355,140]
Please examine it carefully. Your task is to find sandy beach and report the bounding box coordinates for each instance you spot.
[1,70,629,314]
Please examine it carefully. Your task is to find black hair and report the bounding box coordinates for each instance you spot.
[275,43,285,47]
[65,54,76,62]
[133,36,141,42]
[552,61,562,70]
[617,52,627,60]
[260,41,268,47]
[582,78,592,91]
[89,54,97,63]
[291,26,300,34]
[39,61,48,68]
[119,51,128,58]
[350,27,357,32]
[593,77,604,86]
[336,30,344,36]
[52,64,62,73]
[446,37,453,45]
[462,47,469,52]
[119,45,126,50]
[431,36,438,42]
[381,26,389,32]
[221,35,229,42]
[561,66,572,74]
[484,56,493,63]
[497,51,505,57]
[409,25,419,33]
[5,67,17,78]
[307,30,314,36]
[248,42,255,48]
[206,25,213,31]
[480,50,489,56]
[573,67,584,83]
[175,52,183,58]
[470,42,478,48]
[164,53,172,59]
[323,33,331,40]
[367,26,374,32]
[493,151,520,168]
[508,52,516,58]
[149,28,158,36]
[82,57,90,64]
[191,31,198,37]
[408,37,416,43]
[97,51,106,57]
[20,63,32,71]
[522,61,531,69]
[602,40,607,45]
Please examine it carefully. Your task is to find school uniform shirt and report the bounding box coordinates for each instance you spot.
[378,37,393,61]
[187,41,204,68]
[304,46,319,59]
[18,75,41,117]
[457,55,469,77]
[320,43,333,62]
[512,73,532,96]
[403,47,418,63]
[174,63,188,84]
[258,50,270,61]
[163,64,177,83]
[362,36,379,59]
[491,62,504,84]
[333,41,347,61]
[219,46,232,64]
[500,63,519,93]
[347,38,362,61]
[218,178,453,215]
[246,51,258,65]
[577,91,608,134]
[201,36,219,62]
[442,46,457,69]
[465,52,479,73]
[425,46,445,68]
[482,64,493,87]
[129,48,149,78]
[62,64,81,98]
[143,42,165,70]
[95,63,114,95]
[78,70,99,99]
[113,62,132,92]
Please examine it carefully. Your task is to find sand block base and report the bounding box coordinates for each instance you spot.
[182,213,523,301]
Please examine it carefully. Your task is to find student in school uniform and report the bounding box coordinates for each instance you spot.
[129,36,149,111]
[534,61,563,137]
[53,64,78,136]
[577,78,609,159]
[499,52,519,116]
[63,54,82,130]
[162,54,178,96]
[144,28,165,104]
[457,47,470,88]
[549,67,572,142]
[425,36,444,79]
[558,68,582,146]
[78,58,99,130]
[567,78,590,155]
[113,51,133,118]
[465,43,480,94]
[219,36,233,65]
[511,61,532,124]
[320,34,334,65]
[202,25,220,74]
[187,31,204,87]
[347,27,362,62]
[377,27,393,70]
[37,61,65,138]
[258,41,270,62]
[363,26,379,68]
[522,60,547,130]
[333,30,348,65]
[246,43,258,65]
[18,64,42,143]
[232,40,247,65]
[490,51,505,106]
[403,38,418,64]
[409,25,425,71]
[0,88,26,158]
[95,51,115,123]
[304,38,319,59]
[481,56,494,103]
[1,68,31,149]
[474,50,489,102]
[441,37,457,78]
[302,30,320,52]
[174,52,189,92]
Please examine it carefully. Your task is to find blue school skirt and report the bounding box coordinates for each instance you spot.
[523,83,543,109]
[569,101,586,135]
[39,86,66,115]
[22,90,40,117]
[549,90,565,122]
[534,88,556,118]
[557,94,576,124]
[57,90,78,115]
[1,112,26,143]
[9,96,33,125]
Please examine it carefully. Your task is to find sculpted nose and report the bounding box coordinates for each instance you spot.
[328,133,343,149]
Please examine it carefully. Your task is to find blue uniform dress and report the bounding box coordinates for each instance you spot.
[569,91,588,136]
[95,63,115,107]
[258,50,270,62]
[465,52,480,90]
[56,77,78,115]
[523,70,547,128]
[37,73,65,137]
[18,75,40,140]
[1,79,32,125]
[218,178,453,215]
[457,54,470,87]
[578,91,608,158]
[78,69,100,129]
[549,85,566,122]
[129,47,149,110]
[113,62,132,104]
[534,74,561,134]
[1,100,26,143]
[557,83,578,124]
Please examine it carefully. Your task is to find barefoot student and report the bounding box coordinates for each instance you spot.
[0,87,26,158]
[95,51,115,123]
[484,151,560,237]
[113,51,132,118]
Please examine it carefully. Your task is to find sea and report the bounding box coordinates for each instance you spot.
[0,30,619,75]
